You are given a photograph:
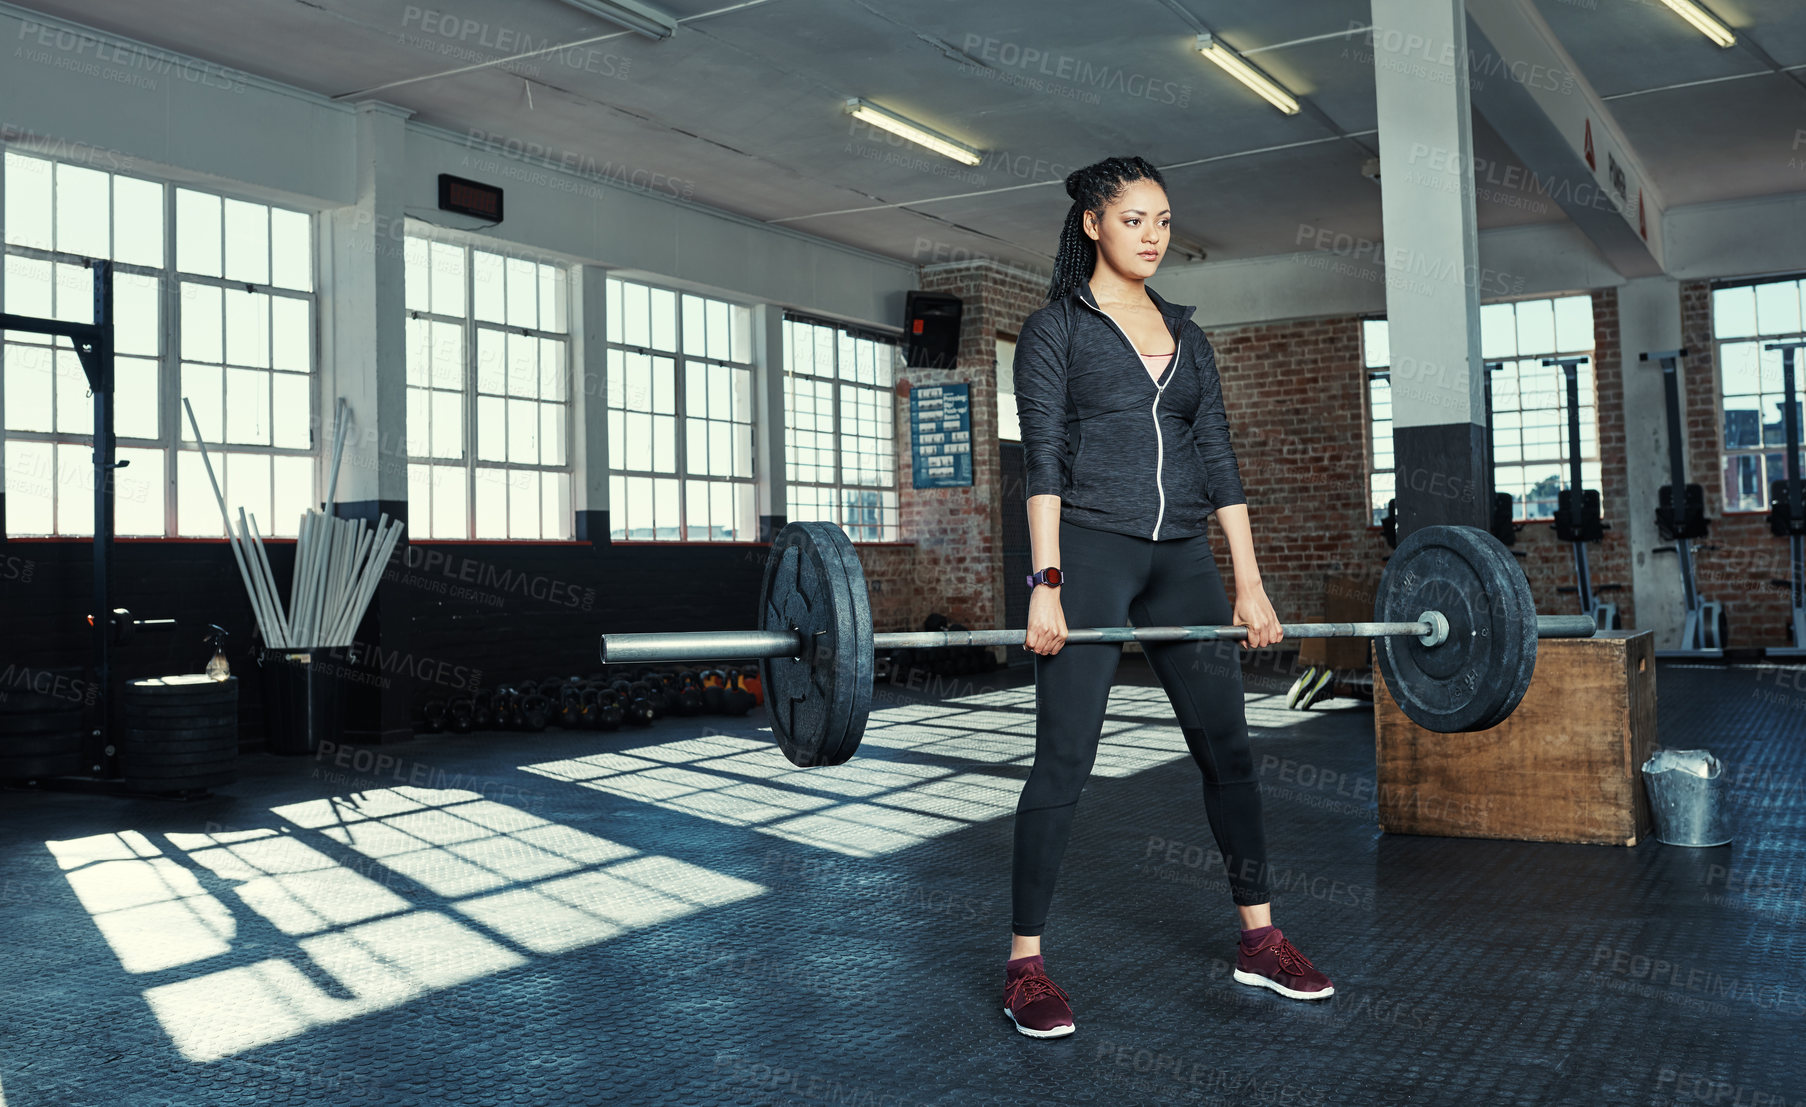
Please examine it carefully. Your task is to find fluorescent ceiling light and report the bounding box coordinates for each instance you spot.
[1196,33,1300,115]
[1656,0,1735,47]
[558,0,679,41]
[844,99,982,165]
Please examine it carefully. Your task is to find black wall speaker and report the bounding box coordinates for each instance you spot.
[904,291,962,369]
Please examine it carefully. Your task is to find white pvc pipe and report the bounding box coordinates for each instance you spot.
[325,399,350,513]
[240,509,290,649]
[332,516,403,648]
[183,398,279,645]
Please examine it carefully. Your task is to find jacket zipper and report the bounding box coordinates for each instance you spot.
[1078,296,1181,540]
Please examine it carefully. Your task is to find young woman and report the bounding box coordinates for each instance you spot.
[1003,156,1333,1039]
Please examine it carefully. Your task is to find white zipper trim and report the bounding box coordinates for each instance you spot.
[1079,295,1180,540]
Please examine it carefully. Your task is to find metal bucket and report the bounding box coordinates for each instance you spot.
[1641,749,1731,847]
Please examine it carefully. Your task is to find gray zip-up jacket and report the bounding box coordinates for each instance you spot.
[1014,282,1246,541]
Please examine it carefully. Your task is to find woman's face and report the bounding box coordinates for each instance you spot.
[1084,179,1169,281]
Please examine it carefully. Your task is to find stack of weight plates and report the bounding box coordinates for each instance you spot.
[0,668,86,781]
[119,675,239,794]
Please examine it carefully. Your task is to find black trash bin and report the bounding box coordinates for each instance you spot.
[259,650,346,756]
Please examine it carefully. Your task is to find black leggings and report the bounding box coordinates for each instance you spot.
[1011,518,1271,936]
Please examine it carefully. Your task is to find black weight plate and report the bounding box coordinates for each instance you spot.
[0,667,89,713]
[120,730,237,749]
[758,521,873,767]
[1374,525,1536,733]
[2,730,85,757]
[121,715,239,733]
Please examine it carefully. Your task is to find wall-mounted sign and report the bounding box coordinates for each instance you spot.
[910,382,971,488]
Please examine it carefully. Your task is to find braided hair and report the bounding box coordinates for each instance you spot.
[1045,156,1167,304]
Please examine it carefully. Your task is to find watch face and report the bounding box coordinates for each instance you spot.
[1045,567,1062,586]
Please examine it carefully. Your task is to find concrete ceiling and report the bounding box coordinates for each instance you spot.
[15,0,1806,276]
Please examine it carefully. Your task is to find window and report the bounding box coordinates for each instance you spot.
[996,333,1020,443]
[1712,276,1806,513]
[1362,319,1392,525]
[1363,294,1597,522]
[404,236,572,540]
[784,316,899,542]
[3,152,315,538]
[605,277,756,541]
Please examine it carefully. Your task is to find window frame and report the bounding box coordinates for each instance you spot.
[403,233,576,542]
[3,152,319,539]
[1710,272,1806,516]
[782,311,900,544]
[605,275,758,543]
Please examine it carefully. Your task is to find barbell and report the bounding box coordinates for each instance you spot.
[600,521,1597,767]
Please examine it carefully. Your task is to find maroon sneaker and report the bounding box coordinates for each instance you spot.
[1233,928,1334,1000]
[1003,955,1075,1038]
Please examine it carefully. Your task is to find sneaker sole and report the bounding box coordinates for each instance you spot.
[1233,969,1334,1000]
[1284,669,1316,710]
[1003,1007,1075,1038]
[1297,669,1336,710]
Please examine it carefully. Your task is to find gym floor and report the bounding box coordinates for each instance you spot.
[0,659,1800,1106]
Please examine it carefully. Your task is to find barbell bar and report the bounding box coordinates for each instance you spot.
[601,614,1599,665]
[600,520,1599,768]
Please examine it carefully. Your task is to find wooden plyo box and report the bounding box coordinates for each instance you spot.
[1372,630,1657,846]
[1298,572,1379,671]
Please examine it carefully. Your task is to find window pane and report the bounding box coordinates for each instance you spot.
[540,338,565,401]
[1713,286,1756,340]
[538,264,565,332]
[473,251,505,323]
[223,198,270,285]
[116,356,160,439]
[477,395,506,461]
[474,468,507,538]
[652,357,674,413]
[405,236,429,313]
[55,163,109,259]
[270,207,312,291]
[273,372,310,449]
[654,477,678,539]
[508,470,539,537]
[227,452,273,534]
[408,463,433,537]
[272,455,313,536]
[176,451,222,536]
[225,366,272,444]
[115,446,165,536]
[56,442,94,535]
[114,271,160,357]
[477,328,505,394]
[608,409,623,470]
[1553,296,1593,352]
[1754,279,1802,337]
[4,153,53,250]
[4,441,55,533]
[542,470,570,540]
[508,399,538,464]
[431,391,462,459]
[683,294,706,356]
[430,321,462,389]
[431,242,465,316]
[176,189,222,277]
[407,387,430,457]
[707,299,730,361]
[225,288,270,368]
[180,363,223,443]
[182,283,224,363]
[606,279,622,345]
[652,413,675,472]
[113,176,165,267]
[55,349,87,435]
[272,297,311,373]
[433,464,467,538]
[505,258,536,328]
[4,342,54,431]
[622,281,649,348]
[650,288,677,352]
[541,404,564,467]
[5,255,52,317]
[507,332,538,398]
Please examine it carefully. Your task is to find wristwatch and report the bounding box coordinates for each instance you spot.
[1026,566,1064,591]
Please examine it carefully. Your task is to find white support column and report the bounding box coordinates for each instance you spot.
[573,264,611,542]
[754,303,788,541]
[324,101,412,511]
[1371,0,1489,536]
[1619,277,1687,646]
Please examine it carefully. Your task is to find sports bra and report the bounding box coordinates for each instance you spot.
[1137,349,1174,382]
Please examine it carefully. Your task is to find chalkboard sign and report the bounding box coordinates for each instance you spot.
[910,382,972,488]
